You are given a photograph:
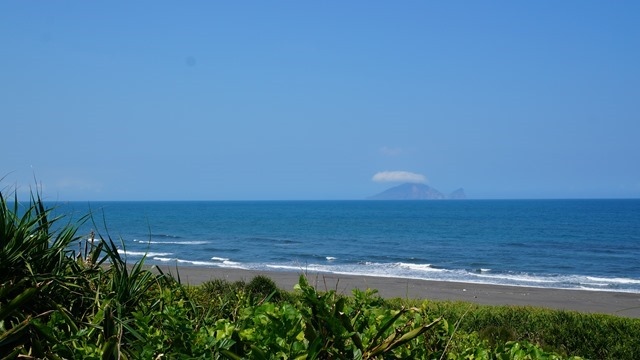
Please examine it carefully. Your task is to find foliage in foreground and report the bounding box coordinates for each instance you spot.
[390,299,640,359]
[1,190,638,358]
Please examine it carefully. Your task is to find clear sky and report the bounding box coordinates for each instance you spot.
[1,1,639,200]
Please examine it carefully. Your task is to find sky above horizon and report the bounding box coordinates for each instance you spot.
[2,2,639,200]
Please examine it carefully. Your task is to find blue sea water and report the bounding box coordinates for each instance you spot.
[52,200,640,293]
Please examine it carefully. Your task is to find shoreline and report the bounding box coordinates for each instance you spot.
[154,266,640,318]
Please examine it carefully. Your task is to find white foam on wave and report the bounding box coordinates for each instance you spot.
[267,262,447,279]
[150,257,246,269]
[264,263,400,279]
[267,264,325,272]
[326,256,337,261]
[192,260,237,267]
[580,282,609,287]
[465,271,640,292]
[134,239,210,245]
[262,261,640,293]
[209,257,241,266]
[397,262,439,272]
[119,250,173,257]
[585,276,640,285]
[472,272,557,284]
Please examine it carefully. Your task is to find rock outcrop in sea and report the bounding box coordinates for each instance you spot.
[368,183,466,200]
[448,188,467,200]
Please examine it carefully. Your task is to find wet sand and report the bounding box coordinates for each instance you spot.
[156,266,640,318]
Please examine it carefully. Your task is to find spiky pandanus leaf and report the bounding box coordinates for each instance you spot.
[0,188,93,356]
[366,316,443,357]
[0,316,32,350]
[0,189,85,291]
[0,282,48,322]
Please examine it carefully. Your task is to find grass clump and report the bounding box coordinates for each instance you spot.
[387,298,640,359]
[246,274,282,302]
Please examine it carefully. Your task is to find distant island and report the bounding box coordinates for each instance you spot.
[368,183,466,200]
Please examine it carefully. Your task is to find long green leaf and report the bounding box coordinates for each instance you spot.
[368,307,407,348]
[0,316,31,348]
[220,349,243,360]
[101,336,118,360]
[368,316,443,357]
[0,282,47,321]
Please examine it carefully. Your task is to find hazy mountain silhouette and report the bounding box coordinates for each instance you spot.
[368,183,466,200]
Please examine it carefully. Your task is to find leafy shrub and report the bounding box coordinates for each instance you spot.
[246,274,282,303]
[388,298,640,359]
[479,324,518,347]
[201,278,246,297]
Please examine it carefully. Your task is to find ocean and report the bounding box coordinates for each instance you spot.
[52,200,640,293]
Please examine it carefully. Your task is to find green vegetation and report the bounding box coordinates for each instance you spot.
[2,190,639,358]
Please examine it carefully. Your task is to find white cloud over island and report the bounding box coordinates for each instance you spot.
[372,171,427,184]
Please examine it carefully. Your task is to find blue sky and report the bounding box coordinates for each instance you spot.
[1,1,639,200]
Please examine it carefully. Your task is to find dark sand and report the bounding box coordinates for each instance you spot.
[156,266,640,318]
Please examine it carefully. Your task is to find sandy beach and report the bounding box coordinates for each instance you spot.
[156,266,640,318]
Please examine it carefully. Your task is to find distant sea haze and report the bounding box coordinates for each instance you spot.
[54,199,640,293]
